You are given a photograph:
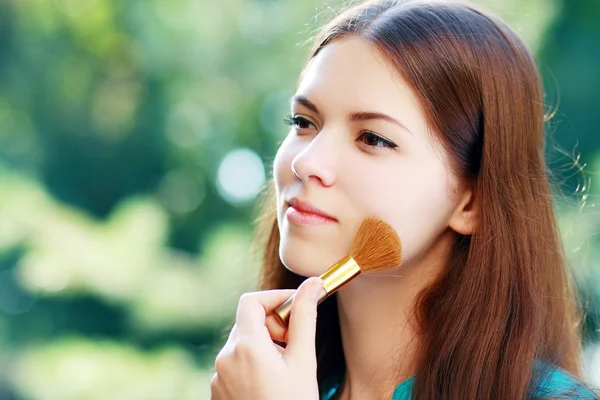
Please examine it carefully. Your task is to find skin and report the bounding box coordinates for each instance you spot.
[210,277,325,400]
[211,37,476,400]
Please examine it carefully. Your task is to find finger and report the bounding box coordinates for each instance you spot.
[210,373,221,400]
[265,314,287,342]
[285,277,324,365]
[274,341,285,356]
[236,289,296,335]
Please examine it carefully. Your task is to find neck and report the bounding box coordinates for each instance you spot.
[335,231,454,400]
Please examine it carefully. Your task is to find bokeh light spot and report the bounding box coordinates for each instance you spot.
[216,148,265,205]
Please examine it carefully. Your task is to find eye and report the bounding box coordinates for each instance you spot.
[357,131,397,149]
[283,114,315,130]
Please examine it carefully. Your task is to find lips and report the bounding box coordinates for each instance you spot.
[287,197,337,221]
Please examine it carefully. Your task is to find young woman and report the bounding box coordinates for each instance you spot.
[210,0,599,398]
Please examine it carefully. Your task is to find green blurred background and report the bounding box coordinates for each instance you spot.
[0,0,598,398]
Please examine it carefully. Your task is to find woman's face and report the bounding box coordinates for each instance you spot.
[274,37,465,277]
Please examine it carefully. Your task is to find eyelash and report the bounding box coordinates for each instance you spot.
[283,114,398,149]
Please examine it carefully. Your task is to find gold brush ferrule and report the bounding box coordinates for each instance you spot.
[272,255,361,327]
[320,255,361,296]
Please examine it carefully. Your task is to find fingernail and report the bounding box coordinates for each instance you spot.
[310,277,324,300]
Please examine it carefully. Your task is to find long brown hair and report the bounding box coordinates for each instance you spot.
[255,1,590,399]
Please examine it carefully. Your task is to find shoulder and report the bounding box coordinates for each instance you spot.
[533,361,599,399]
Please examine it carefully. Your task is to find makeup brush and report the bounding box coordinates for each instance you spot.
[273,217,402,327]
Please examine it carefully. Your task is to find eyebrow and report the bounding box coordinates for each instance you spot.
[291,95,413,135]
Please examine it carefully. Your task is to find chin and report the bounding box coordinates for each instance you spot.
[278,234,346,278]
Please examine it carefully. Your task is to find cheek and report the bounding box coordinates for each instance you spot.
[344,158,432,215]
[273,136,302,232]
[273,137,295,191]
[346,159,456,263]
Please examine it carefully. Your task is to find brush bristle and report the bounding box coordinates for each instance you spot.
[349,217,402,272]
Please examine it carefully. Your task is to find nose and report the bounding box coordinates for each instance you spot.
[290,133,338,187]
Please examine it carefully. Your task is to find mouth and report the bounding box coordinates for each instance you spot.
[285,197,338,225]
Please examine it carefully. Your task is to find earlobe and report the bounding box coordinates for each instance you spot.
[449,187,477,236]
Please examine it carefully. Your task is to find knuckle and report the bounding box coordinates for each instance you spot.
[295,313,317,328]
[209,373,220,398]
[233,339,255,360]
[292,300,317,319]
[237,292,258,311]
[210,372,219,388]
[291,309,317,329]
[214,348,230,374]
[238,292,250,305]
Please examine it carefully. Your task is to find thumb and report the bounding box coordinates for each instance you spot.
[284,277,325,366]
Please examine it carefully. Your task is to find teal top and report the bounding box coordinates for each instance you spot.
[321,362,597,399]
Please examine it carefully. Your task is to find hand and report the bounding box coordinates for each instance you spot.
[210,277,324,400]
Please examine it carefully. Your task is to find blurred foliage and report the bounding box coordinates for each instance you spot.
[0,0,598,398]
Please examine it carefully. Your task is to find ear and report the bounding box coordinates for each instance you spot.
[448,184,477,236]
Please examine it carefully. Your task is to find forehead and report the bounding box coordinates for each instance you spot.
[296,37,423,119]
